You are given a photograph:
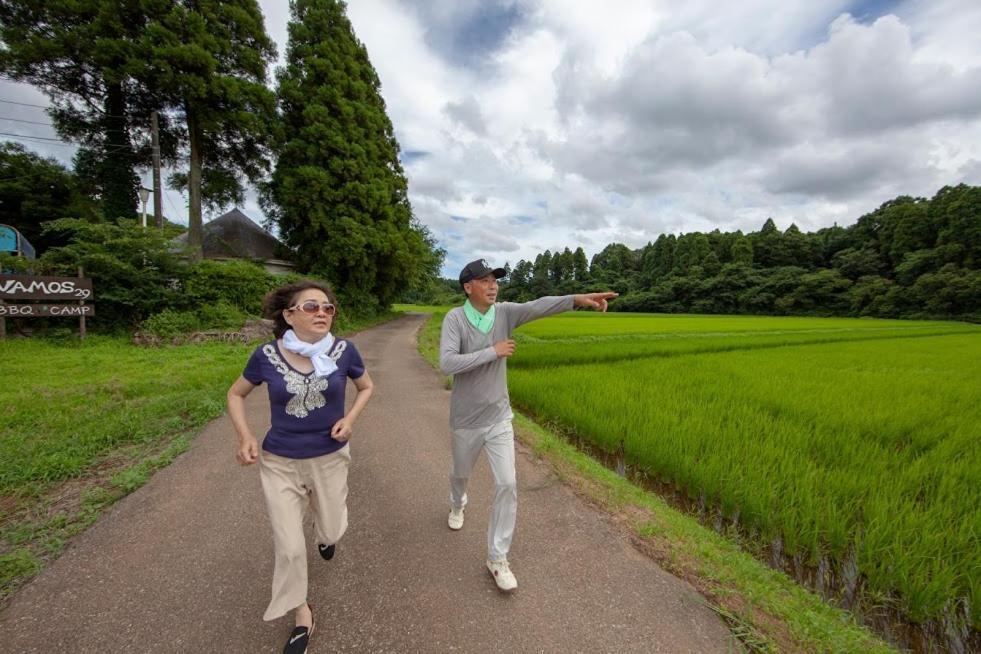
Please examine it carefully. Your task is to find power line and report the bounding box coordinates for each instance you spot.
[0,97,132,119]
[0,132,151,157]
[164,189,185,221]
[0,98,49,109]
[0,169,71,183]
[1,136,78,151]
[0,115,53,127]
[0,141,154,185]
[0,130,65,142]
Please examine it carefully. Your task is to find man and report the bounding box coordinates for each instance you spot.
[439,258,618,591]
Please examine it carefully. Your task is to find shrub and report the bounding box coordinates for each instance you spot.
[194,300,248,331]
[179,260,282,315]
[140,309,202,339]
[0,253,34,274]
[141,300,252,339]
[40,218,184,331]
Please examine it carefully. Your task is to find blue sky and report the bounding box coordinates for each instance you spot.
[2,0,980,278]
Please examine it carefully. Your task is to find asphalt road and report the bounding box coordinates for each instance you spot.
[0,314,737,653]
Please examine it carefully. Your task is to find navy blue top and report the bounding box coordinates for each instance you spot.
[243,339,366,459]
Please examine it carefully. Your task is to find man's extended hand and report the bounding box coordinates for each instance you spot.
[494,339,517,358]
[573,291,619,312]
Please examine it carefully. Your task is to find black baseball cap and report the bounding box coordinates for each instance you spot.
[459,258,506,289]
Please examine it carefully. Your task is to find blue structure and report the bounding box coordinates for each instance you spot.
[0,223,35,259]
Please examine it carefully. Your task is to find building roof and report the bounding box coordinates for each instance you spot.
[172,208,289,262]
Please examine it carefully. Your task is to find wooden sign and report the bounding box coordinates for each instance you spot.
[0,274,93,301]
[0,303,94,317]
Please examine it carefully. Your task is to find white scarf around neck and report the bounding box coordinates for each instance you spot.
[281,329,338,378]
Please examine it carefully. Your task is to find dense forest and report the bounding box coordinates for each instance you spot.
[494,184,980,321]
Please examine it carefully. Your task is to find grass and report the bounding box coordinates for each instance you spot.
[0,310,398,602]
[402,304,979,651]
[415,308,445,368]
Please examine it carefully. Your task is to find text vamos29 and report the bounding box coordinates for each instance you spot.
[0,279,91,299]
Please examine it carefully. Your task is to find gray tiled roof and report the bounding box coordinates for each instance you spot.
[173,209,287,261]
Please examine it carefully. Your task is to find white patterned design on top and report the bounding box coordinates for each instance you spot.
[262,344,330,418]
[329,340,347,360]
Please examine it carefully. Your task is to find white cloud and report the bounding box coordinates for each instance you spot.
[803,14,981,133]
[904,0,981,71]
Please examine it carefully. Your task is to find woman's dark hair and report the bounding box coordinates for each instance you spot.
[263,279,338,338]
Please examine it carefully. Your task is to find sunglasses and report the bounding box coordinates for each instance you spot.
[288,300,337,316]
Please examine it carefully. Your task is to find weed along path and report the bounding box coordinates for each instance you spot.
[0,314,734,653]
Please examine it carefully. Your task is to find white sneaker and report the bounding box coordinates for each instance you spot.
[486,558,518,591]
[448,506,465,530]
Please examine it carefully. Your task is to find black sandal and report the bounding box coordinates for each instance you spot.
[282,604,315,654]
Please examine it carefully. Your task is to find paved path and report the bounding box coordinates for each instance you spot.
[0,314,736,653]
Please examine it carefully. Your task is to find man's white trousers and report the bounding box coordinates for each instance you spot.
[449,418,517,561]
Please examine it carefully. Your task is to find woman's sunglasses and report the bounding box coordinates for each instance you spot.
[288,300,337,316]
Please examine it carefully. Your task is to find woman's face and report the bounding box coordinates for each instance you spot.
[283,288,335,340]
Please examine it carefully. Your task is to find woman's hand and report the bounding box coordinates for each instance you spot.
[332,372,373,443]
[331,416,354,442]
[236,437,259,465]
[227,376,259,466]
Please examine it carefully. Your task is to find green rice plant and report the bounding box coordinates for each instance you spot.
[509,321,975,369]
[507,328,981,631]
[517,312,961,339]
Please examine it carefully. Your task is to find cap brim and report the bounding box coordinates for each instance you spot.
[460,266,507,289]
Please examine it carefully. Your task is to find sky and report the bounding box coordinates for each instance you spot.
[2,0,980,277]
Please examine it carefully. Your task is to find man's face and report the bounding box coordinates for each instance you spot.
[464,273,498,305]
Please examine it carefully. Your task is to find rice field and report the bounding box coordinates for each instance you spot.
[502,312,980,639]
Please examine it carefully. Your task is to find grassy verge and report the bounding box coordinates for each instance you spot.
[406,307,894,653]
[0,311,398,603]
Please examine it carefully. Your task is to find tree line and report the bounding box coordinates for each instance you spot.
[497,185,980,321]
[0,0,443,313]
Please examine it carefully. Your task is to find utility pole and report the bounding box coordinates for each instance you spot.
[151,111,163,229]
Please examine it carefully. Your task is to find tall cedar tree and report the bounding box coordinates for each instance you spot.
[139,0,276,261]
[0,0,179,220]
[264,0,442,311]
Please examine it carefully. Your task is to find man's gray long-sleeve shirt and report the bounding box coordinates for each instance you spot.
[439,295,574,429]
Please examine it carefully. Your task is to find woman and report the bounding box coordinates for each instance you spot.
[227,279,373,654]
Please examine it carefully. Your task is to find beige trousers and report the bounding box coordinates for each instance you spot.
[259,446,350,621]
